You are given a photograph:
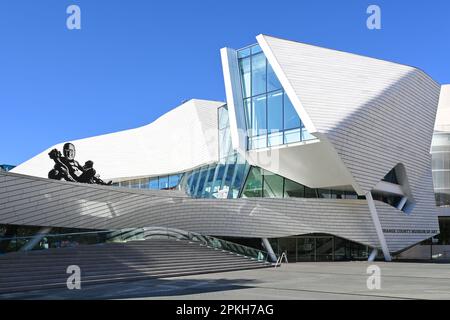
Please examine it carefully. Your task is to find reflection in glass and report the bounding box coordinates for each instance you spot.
[267,91,283,147]
[297,238,315,261]
[284,92,300,130]
[315,237,333,261]
[252,94,267,137]
[284,179,305,198]
[239,57,251,98]
[263,171,284,198]
[251,53,266,97]
[241,167,263,198]
[267,62,282,92]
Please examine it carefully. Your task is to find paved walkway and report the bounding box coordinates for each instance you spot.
[2,262,450,300]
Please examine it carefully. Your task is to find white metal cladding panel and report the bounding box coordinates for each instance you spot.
[11,99,223,180]
[435,85,450,132]
[0,172,440,252]
[261,35,440,190]
[260,35,440,242]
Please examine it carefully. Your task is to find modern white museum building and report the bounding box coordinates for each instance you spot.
[2,34,449,262]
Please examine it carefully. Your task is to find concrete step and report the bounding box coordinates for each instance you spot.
[0,263,268,294]
[0,260,266,285]
[0,250,236,264]
[0,255,259,274]
[0,245,233,259]
[0,238,269,294]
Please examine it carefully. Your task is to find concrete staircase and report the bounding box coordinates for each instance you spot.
[0,239,270,294]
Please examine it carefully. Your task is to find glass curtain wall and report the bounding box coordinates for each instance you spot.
[237,44,315,150]
[180,152,249,199]
[269,235,370,262]
[241,166,360,200]
[431,132,450,207]
[218,105,233,159]
[112,174,183,190]
[179,105,250,199]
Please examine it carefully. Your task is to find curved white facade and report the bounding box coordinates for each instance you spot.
[2,34,443,261]
[12,99,224,181]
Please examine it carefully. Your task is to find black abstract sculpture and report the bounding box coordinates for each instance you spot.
[48,142,112,185]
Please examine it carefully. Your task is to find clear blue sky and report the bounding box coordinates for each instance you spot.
[1,0,450,165]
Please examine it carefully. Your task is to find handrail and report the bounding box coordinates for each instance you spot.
[274,251,288,268]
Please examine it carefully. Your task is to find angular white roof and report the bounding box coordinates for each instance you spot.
[12,99,225,180]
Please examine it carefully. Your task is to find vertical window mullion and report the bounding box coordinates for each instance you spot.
[250,53,253,142]
[261,168,264,198]
[282,89,285,145]
[265,59,268,148]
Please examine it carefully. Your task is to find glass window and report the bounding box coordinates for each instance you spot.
[218,106,229,130]
[284,179,305,198]
[201,166,216,197]
[284,128,301,144]
[195,169,210,196]
[252,94,267,137]
[444,153,450,170]
[239,57,251,98]
[297,238,315,262]
[251,44,262,54]
[267,91,283,133]
[188,170,199,195]
[238,47,251,58]
[211,164,226,197]
[267,90,283,147]
[219,127,232,159]
[301,127,315,141]
[230,161,248,199]
[168,174,181,188]
[263,171,284,198]
[318,189,331,198]
[244,98,252,136]
[330,190,344,199]
[140,178,149,189]
[284,92,300,130]
[344,191,358,199]
[130,179,140,189]
[249,135,267,150]
[305,187,318,198]
[267,62,282,92]
[268,132,283,147]
[149,177,158,190]
[251,53,266,97]
[222,163,236,191]
[159,176,169,189]
[241,167,263,198]
[237,44,317,151]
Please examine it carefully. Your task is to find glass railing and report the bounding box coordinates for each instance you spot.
[140,227,269,262]
[185,233,269,262]
[0,227,270,262]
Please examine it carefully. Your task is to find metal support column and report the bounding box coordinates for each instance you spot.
[366,192,392,262]
[261,238,278,262]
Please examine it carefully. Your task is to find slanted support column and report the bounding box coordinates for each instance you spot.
[366,192,392,262]
[368,248,378,262]
[261,238,277,262]
[19,227,52,252]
